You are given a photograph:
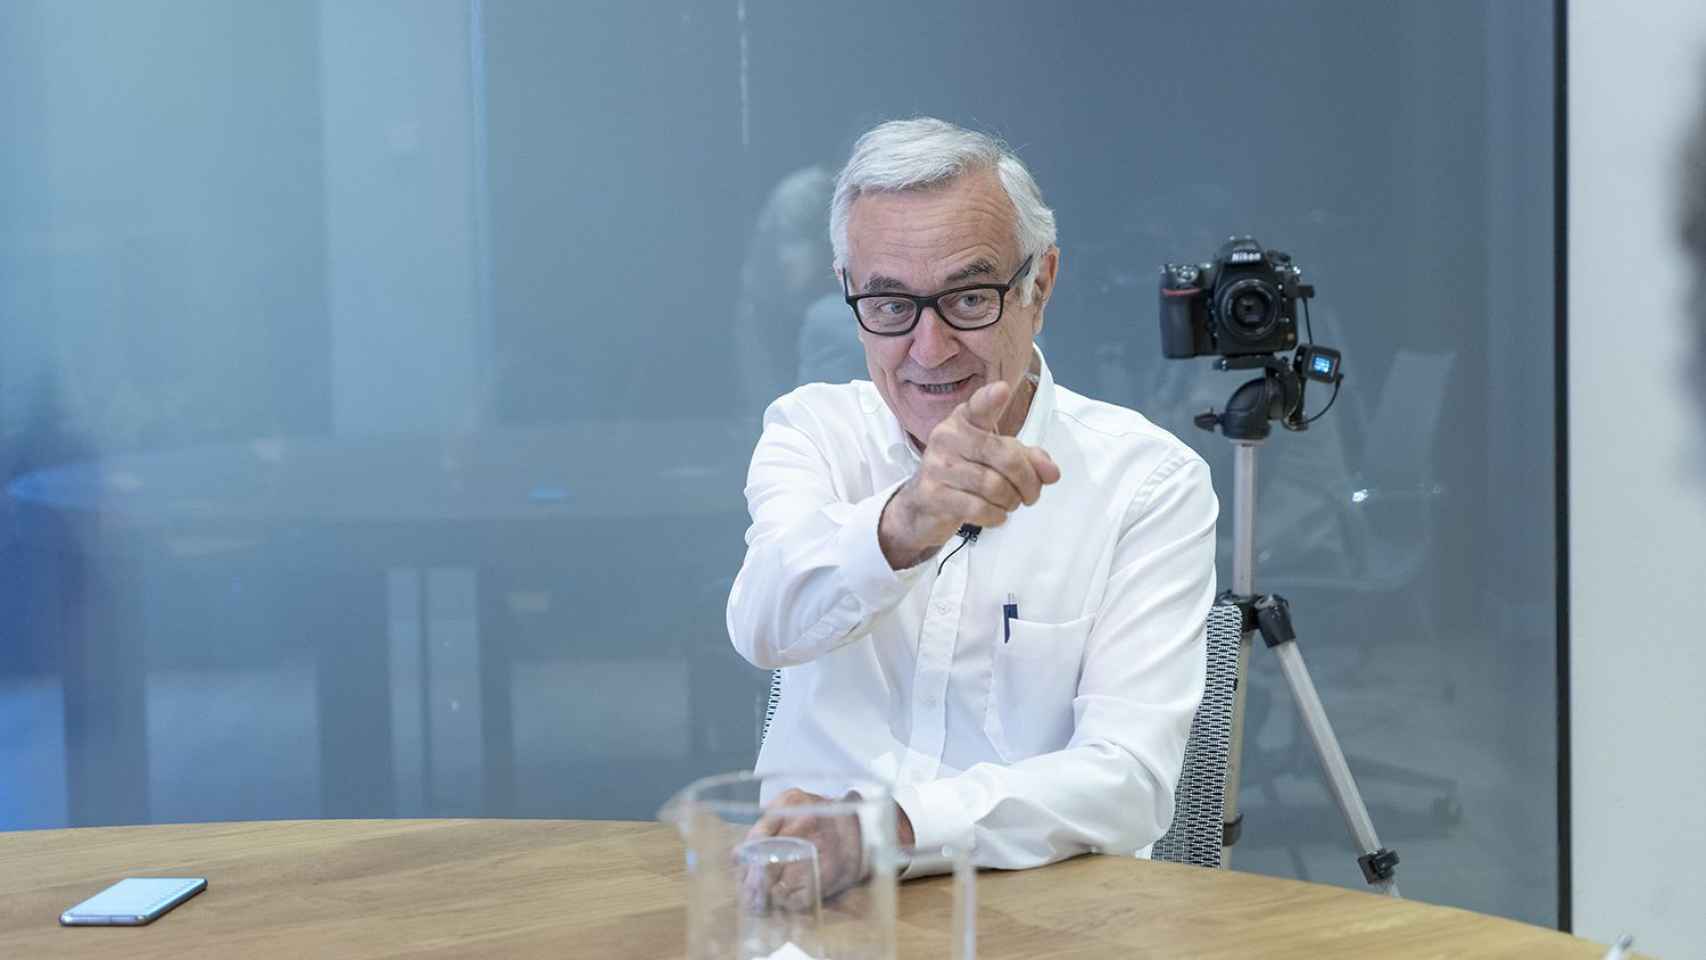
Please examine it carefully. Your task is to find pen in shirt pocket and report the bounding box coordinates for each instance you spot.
[1003,593,1018,643]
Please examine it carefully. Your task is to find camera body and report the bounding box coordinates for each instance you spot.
[1159,236,1308,359]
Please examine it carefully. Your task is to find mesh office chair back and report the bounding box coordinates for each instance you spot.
[1151,601,1244,867]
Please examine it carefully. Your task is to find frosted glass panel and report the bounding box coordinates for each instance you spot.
[0,0,1557,927]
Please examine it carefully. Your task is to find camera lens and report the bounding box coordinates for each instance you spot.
[1232,292,1268,327]
[1216,277,1278,343]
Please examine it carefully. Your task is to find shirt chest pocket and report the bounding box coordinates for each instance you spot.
[983,613,1093,762]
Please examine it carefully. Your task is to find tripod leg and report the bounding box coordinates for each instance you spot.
[1218,443,1399,893]
[1268,637,1402,897]
[1220,441,1261,867]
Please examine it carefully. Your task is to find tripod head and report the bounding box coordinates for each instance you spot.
[1192,346,1343,441]
[1153,238,1343,441]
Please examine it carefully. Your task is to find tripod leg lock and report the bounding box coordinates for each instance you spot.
[1254,595,1296,648]
[1215,589,1259,633]
[1357,847,1400,884]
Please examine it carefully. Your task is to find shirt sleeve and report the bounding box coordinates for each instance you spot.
[726,393,929,669]
[892,452,1217,871]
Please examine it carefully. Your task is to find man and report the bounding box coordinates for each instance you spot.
[726,118,1218,889]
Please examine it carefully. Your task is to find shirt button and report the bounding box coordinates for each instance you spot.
[923,696,938,707]
[934,602,950,615]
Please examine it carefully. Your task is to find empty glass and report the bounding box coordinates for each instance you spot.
[734,836,823,955]
[659,771,975,960]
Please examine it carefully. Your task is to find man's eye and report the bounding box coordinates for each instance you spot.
[946,291,993,313]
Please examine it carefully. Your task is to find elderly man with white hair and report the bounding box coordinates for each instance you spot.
[726,117,1218,892]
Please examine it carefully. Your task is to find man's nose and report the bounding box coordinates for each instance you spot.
[908,305,960,368]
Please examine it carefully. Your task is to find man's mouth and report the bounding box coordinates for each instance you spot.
[912,375,973,396]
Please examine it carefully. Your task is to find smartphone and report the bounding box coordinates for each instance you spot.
[60,877,207,926]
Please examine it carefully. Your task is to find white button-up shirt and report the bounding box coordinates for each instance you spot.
[726,347,1217,870]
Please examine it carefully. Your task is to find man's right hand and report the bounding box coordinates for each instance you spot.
[878,380,1061,570]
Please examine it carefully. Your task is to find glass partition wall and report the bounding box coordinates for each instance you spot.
[0,0,1558,926]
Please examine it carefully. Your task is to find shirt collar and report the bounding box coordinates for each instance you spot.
[1015,344,1055,449]
[864,344,1055,465]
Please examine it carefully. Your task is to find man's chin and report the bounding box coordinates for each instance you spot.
[878,375,977,445]
[891,406,946,449]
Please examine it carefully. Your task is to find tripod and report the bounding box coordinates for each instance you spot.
[1202,358,1402,897]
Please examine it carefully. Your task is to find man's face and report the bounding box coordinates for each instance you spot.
[843,169,1057,447]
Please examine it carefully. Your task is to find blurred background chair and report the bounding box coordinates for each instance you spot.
[1238,349,1465,878]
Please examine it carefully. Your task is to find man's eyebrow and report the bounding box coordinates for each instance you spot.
[859,258,1000,294]
[862,273,909,293]
[942,258,999,286]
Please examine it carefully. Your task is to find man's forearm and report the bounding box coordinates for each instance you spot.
[729,479,925,669]
[892,740,1177,873]
[877,481,945,571]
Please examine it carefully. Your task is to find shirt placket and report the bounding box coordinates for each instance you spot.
[898,542,970,786]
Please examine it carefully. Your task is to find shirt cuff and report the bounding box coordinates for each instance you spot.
[833,477,928,605]
[892,779,976,879]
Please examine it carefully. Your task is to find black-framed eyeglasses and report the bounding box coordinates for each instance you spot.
[842,255,1035,336]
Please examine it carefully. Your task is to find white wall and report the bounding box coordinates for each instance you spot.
[1569,3,1706,955]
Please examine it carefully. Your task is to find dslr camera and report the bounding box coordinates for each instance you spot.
[1159,236,1309,359]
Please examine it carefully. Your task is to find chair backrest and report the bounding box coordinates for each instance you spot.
[1151,601,1244,868]
[759,602,1243,869]
[761,668,783,747]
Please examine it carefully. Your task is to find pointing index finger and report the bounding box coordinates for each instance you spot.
[960,380,1011,434]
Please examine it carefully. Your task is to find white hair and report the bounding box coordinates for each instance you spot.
[829,117,1057,304]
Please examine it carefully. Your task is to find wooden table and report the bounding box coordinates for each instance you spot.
[0,819,1609,958]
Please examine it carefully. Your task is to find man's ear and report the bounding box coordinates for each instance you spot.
[1030,246,1061,334]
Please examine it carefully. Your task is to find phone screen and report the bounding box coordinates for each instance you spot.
[61,877,207,926]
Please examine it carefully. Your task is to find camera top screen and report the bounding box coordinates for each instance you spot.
[1311,354,1335,377]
